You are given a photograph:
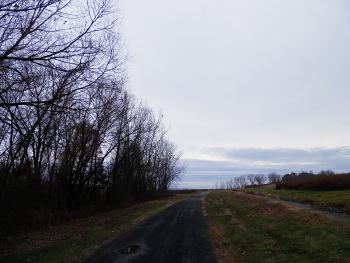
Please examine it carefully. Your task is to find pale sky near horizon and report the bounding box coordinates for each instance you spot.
[118,0,350,188]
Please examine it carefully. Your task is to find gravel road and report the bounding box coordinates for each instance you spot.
[87,192,216,263]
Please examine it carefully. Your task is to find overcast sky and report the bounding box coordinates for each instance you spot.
[119,0,350,188]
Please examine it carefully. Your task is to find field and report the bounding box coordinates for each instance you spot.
[0,195,186,263]
[244,188,350,214]
[205,191,350,263]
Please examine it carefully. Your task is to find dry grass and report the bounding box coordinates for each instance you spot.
[245,187,350,214]
[202,193,238,263]
[205,190,350,263]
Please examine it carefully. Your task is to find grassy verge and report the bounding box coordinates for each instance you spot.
[0,195,186,263]
[244,188,350,213]
[205,191,350,263]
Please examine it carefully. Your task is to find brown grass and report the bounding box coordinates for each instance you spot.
[202,193,238,263]
[205,190,350,263]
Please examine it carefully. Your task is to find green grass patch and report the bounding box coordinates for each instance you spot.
[206,191,350,263]
[0,195,185,263]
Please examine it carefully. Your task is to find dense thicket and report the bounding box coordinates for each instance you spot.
[0,0,183,225]
[276,171,350,190]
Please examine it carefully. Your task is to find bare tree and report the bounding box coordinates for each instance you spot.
[268,173,281,184]
[234,175,247,189]
[0,1,184,221]
[254,174,266,185]
[247,174,257,185]
[0,0,122,109]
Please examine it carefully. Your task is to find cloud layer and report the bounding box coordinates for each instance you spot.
[119,1,350,188]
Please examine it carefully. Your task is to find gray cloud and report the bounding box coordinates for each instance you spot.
[206,147,350,164]
[183,159,240,172]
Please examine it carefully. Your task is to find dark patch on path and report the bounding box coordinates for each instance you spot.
[87,193,216,263]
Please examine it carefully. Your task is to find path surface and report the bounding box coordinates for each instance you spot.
[244,191,350,224]
[282,198,350,223]
[87,193,216,263]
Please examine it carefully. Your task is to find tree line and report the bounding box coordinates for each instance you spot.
[0,0,183,223]
[216,170,342,190]
[215,173,281,190]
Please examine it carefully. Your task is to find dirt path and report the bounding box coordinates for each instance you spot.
[241,191,350,224]
[87,192,216,263]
